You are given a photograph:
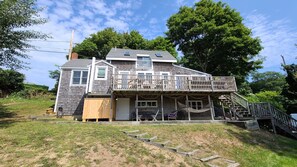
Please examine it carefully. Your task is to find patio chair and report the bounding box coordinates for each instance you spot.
[151,109,160,121]
[166,110,178,120]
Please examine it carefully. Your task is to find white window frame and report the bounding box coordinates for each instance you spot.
[160,72,170,79]
[95,66,108,80]
[70,69,88,86]
[188,100,203,110]
[135,55,153,70]
[137,100,158,108]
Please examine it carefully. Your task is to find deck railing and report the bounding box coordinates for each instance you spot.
[231,92,250,114]
[250,102,297,132]
[112,74,237,92]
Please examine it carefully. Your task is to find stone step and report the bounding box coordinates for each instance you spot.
[177,149,200,156]
[139,136,157,142]
[166,144,183,152]
[200,155,220,162]
[122,130,139,134]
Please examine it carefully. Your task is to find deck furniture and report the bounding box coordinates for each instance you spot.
[166,110,178,120]
[151,109,160,121]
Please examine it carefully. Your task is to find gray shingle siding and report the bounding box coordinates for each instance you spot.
[90,62,113,94]
[56,69,86,115]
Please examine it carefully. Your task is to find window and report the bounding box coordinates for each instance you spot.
[137,100,158,108]
[137,56,152,69]
[137,72,153,84]
[72,70,88,85]
[96,66,107,80]
[188,100,203,110]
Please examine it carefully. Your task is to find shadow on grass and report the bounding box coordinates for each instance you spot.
[0,103,17,128]
[226,126,297,160]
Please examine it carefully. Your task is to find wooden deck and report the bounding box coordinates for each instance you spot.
[112,74,237,92]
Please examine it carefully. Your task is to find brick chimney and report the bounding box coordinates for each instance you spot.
[71,52,78,60]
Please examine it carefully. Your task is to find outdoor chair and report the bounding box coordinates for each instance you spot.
[151,109,160,121]
[166,110,178,120]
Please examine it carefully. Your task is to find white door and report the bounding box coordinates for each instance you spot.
[116,98,130,120]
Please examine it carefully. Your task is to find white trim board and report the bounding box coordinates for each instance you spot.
[54,70,63,112]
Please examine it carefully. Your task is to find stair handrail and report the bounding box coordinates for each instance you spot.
[230,92,250,114]
[270,104,297,131]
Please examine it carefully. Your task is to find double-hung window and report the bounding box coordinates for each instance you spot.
[72,70,88,85]
[96,66,107,80]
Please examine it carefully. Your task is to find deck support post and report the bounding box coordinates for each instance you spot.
[221,102,226,119]
[174,98,177,110]
[109,93,113,122]
[136,94,139,122]
[268,103,277,134]
[186,95,190,121]
[208,95,214,120]
[161,94,164,121]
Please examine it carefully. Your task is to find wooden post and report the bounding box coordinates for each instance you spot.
[109,93,113,122]
[174,98,177,110]
[221,102,226,119]
[208,95,214,120]
[162,79,165,91]
[268,103,277,134]
[186,95,190,121]
[68,30,74,60]
[136,94,139,122]
[161,94,164,121]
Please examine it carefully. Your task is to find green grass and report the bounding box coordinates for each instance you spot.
[0,97,297,166]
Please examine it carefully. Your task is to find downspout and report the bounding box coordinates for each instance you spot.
[54,69,63,112]
[88,57,96,93]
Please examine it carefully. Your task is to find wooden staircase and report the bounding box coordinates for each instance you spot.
[219,93,252,120]
[220,93,297,139]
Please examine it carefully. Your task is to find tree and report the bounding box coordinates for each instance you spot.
[282,64,297,114]
[147,36,178,58]
[49,65,60,94]
[249,71,286,93]
[166,0,263,84]
[0,68,24,97]
[73,28,177,60]
[0,0,47,69]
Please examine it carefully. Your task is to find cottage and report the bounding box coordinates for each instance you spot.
[55,48,237,122]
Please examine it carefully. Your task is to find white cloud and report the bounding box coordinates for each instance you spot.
[245,12,297,71]
[104,18,129,31]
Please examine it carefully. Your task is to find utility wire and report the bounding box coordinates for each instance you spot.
[25,49,68,54]
[27,39,69,43]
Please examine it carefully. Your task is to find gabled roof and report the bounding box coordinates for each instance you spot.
[61,59,92,69]
[61,59,116,69]
[106,48,177,63]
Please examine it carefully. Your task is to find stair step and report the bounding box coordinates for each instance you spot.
[228,162,240,167]
[122,130,139,134]
[200,155,220,162]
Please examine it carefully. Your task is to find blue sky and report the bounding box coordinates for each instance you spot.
[22,0,297,88]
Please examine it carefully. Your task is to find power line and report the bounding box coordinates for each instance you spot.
[25,49,68,54]
[27,39,69,43]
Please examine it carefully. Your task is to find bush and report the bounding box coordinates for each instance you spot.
[10,84,50,99]
[246,91,285,111]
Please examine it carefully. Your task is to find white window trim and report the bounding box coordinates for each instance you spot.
[70,70,88,86]
[135,55,153,70]
[137,100,158,108]
[188,100,203,109]
[136,71,154,75]
[95,66,108,80]
[160,72,170,78]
